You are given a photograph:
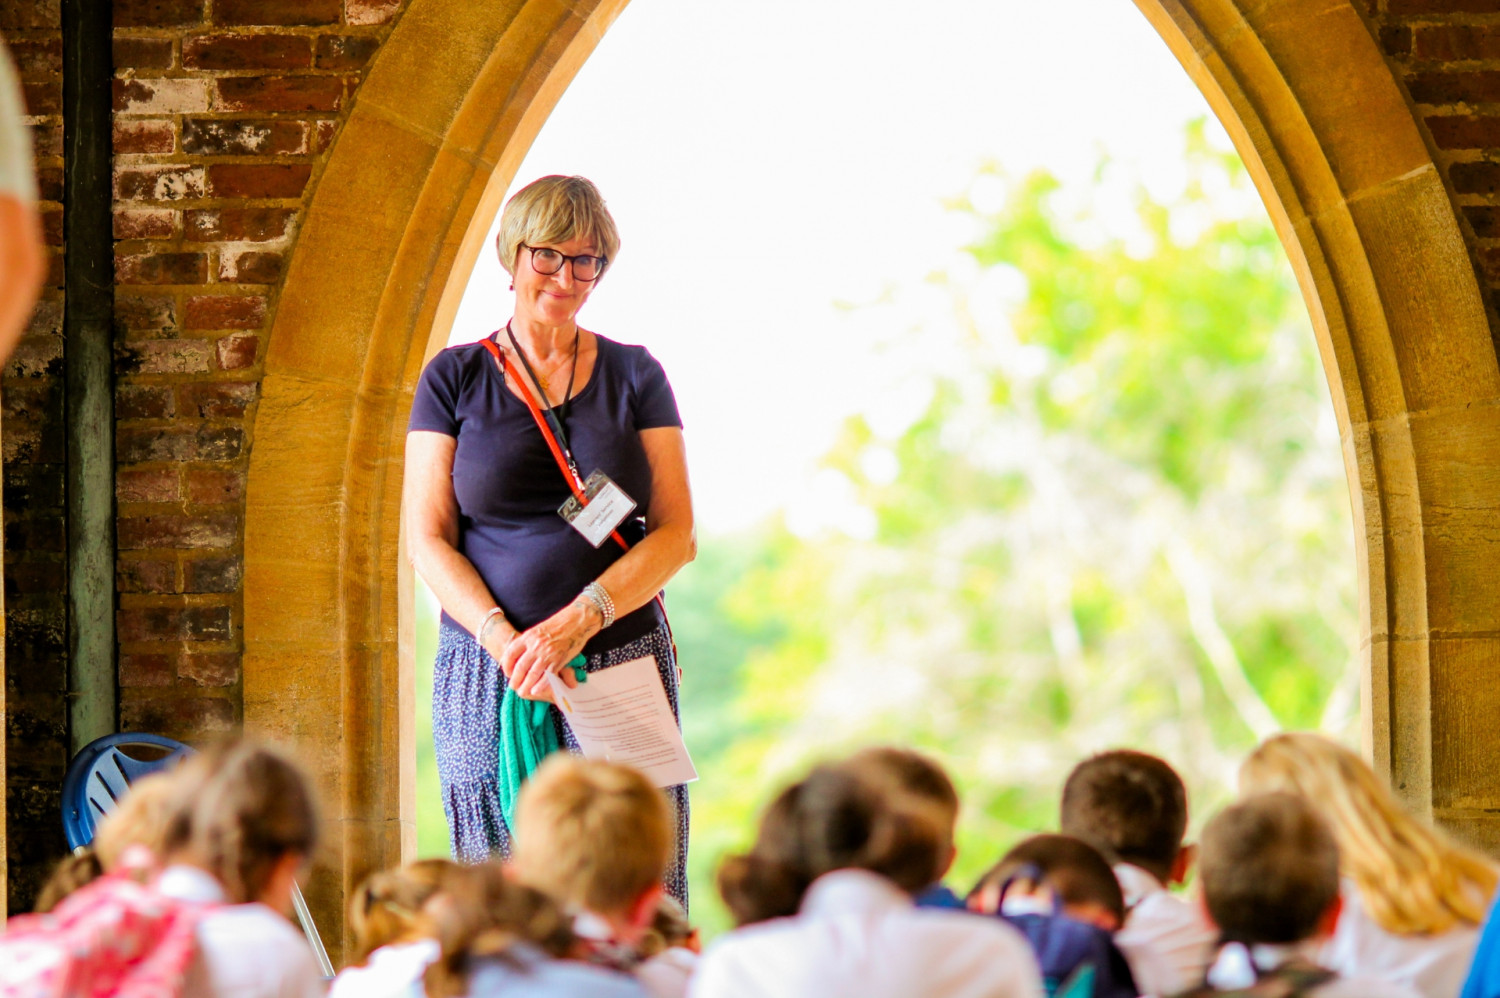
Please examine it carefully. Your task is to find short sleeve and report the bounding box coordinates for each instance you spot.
[409,348,464,436]
[633,347,682,431]
[0,42,36,202]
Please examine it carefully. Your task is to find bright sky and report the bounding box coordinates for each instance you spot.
[448,0,1227,534]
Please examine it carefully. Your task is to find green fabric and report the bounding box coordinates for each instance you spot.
[498,655,587,831]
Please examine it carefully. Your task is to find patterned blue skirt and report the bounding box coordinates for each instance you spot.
[432,619,690,908]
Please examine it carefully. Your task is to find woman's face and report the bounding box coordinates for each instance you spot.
[511,233,602,328]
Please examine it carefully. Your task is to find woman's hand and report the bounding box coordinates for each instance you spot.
[502,601,602,700]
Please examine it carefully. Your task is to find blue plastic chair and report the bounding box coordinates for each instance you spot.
[61,732,335,978]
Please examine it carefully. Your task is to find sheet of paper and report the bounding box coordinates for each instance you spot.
[545,655,698,787]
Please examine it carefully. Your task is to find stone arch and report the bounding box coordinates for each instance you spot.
[241,0,1500,954]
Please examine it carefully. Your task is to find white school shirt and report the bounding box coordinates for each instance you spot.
[689,869,1045,998]
[328,939,437,998]
[156,865,326,998]
[635,947,697,998]
[1112,863,1217,997]
[1320,879,1483,998]
[1203,938,1421,998]
[0,39,35,201]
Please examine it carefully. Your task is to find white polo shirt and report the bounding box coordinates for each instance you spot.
[1320,879,1483,998]
[0,38,35,201]
[689,869,1045,998]
[1112,862,1217,997]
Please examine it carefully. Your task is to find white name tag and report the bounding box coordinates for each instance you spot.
[560,470,637,548]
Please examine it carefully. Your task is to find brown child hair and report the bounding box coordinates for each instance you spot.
[349,858,460,965]
[1060,749,1188,883]
[969,833,1127,930]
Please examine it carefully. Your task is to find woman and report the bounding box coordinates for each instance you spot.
[691,760,1044,998]
[1240,732,1498,998]
[406,175,696,901]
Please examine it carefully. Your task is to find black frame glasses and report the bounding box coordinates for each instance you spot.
[523,244,607,282]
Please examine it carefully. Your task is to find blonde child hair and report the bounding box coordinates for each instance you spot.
[512,756,673,918]
[348,858,460,965]
[1240,732,1497,935]
[94,770,180,870]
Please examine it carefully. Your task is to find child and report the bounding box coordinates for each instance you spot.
[1184,792,1419,998]
[636,897,700,998]
[692,759,1043,998]
[330,858,460,998]
[511,756,680,997]
[969,835,1137,998]
[847,746,967,909]
[1061,749,1216,995]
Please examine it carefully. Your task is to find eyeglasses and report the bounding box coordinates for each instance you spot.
[523,244,607,282]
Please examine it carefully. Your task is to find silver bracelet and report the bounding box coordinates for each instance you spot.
[579,582,616,629]
[477,607,507,647]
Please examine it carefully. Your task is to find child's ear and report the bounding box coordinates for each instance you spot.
[628,883,666,934]
[1170,843,1198,886]
[1313,893,1343,941]
[939,843,958,880]
[968,878,1001,916]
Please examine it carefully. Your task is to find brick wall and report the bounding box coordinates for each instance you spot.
[3,0,407,911]
[1369,0,1500,345]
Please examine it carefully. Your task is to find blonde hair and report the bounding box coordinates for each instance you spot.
[176,740,321,904]
[34,849,103,913]
[94,771,180,870]
[1239,732,1497,935]
[349,858,459,965]
[512,756,672,915]
[495,175,619,276]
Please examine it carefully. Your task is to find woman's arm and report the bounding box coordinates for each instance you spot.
[504,426,696,697]
[405,430,520,662]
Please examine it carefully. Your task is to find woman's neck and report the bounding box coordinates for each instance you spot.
[508,314,577,361]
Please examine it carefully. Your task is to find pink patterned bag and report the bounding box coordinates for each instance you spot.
[0,872,212,998]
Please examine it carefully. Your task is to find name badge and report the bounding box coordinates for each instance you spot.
[560,470,637,548]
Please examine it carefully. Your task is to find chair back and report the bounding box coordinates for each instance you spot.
[61,733,190,852]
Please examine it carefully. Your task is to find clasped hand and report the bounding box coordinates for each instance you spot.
[492,604,594,702]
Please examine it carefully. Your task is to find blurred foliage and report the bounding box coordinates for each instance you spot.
[416,120,1356,941]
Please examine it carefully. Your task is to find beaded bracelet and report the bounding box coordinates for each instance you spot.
[477,606,507,647]
[579,581,616,629]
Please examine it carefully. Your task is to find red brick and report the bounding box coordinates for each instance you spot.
[218,250,283,283]
[1413,26,1500,62]
[1381,25,1412,59]
[39,209,62,246]
[114,78,209,115]
[113,120,176,155]
[207,163,311,199]
[121,696,236,736]
[113,0,204,28]
[6,331,63,379]
[1465,206,1500,238]
[314,34,379,69]
[6,561,66,597]
[22,80,61,116]
[214,76,344,113]
[5,516,64,553]
[180,117,308,156]
[1451,161,1500,195]
[117,559,180,596]
[184,556,242,593]
[213,0,340,24]
[182,33,313,70]
[114,293,178,333]
[35,166,62,201]
[45,251,65,289]
[185,468,246,503]
[119,512,238,551]
[1409,71,1500,105]
[1390,0,1500,10]
[313,119,338,152]
[116,467,180,503]
[185,295,267,330]
[116,384,176,420]
[119,653,175,687]
[177,653,239,687]
[113,36,176,70]
[113,164,205,202]
[118,602,229,642]
[7,39,62,76]
[117,425,243,463]
[215,333,259,369]
[347,0,400,26]
[114,208,176,240]
[115,250,208,285]
[178,383,256,419]
[32,122,62,159]
[184,206,295,241]
[115,338,214,375]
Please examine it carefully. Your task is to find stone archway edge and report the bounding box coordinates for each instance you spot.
[244,0,1500,957]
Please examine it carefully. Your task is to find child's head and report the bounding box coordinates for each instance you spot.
[1060,749,1188,883]
[512,756,672,939]
[350,858,461,964]
[970,833,1126,931]
[637,896,699,958]
[845,747,960,876]
[34,849,103,913]
[717,760,949,926]
[174,739,321,910]
[94,770,181,871]
[1198,792,1341,946]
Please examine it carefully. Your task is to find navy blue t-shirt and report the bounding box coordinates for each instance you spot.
[408,333,682,655]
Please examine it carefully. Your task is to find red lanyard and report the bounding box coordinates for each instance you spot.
[481,335,631,553]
